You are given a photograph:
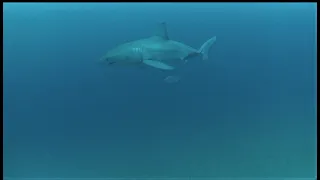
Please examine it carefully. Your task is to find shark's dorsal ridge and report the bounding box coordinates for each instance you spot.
[154,22,169,40]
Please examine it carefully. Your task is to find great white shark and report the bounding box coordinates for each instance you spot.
[100,22,216,71]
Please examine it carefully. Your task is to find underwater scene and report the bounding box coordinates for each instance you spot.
[3,2,317,180]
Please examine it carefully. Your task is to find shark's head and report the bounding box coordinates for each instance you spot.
[101,53,127,65]
[100,45,143,66]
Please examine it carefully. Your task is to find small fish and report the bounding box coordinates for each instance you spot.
[164,75,181,83]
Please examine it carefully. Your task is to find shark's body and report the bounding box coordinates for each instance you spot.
[100,22,216,70]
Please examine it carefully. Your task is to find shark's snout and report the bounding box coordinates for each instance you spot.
[99,55,115,65]
[104,57,117,65]
[108,61,116,65]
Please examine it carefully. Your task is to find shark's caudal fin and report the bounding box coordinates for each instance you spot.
[198,36,217,61]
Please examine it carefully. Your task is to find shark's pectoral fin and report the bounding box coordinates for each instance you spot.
[143,60,174,70]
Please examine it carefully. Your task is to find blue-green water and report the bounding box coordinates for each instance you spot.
[3,2,317,179]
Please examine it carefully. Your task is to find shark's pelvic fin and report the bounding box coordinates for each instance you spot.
[155,22,169,40]
[198,36,217,60]
[143,60,174,70]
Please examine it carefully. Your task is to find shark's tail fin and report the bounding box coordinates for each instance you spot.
[198,36,217,61]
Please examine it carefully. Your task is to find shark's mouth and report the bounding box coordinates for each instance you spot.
[108,61,116,65]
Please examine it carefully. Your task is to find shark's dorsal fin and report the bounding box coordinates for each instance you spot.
[154,22,169,40]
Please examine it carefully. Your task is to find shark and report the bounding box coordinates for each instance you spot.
[100,22,216,71]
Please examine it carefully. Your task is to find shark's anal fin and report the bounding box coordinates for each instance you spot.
[143,60,174,70]
[155,22,169,40]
